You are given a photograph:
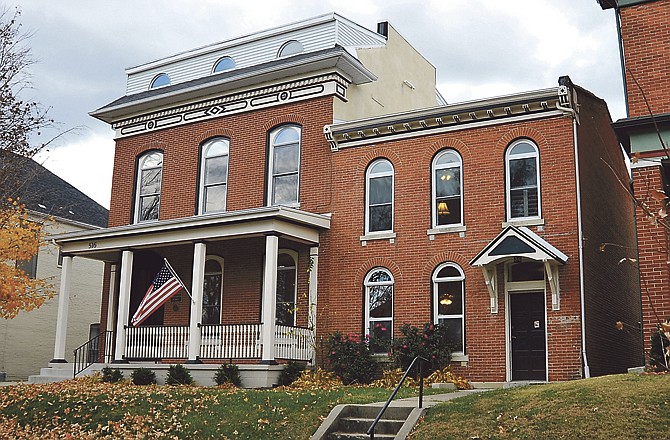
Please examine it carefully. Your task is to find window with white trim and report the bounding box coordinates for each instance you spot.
[212,56,235,73]
[202,257,224,325]
[433,263,465,353]
[276,251,297,326]
[506,139,541,220]
[365,268,393,353]
[277,40,304,58]
[135,151,163,223]
[267,125,301,206]
[199,138,229,214]
[432,150,463,227]
[149,73,170,89]
[365,159,394,234]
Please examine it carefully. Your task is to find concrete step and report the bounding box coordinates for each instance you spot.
[338,417,405,435]
[328,433,395,440]
[314,404,416,440]
[40,366,73,377]
[28,374,70,384]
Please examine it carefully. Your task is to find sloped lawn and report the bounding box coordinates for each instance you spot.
[0,379,429,439]
[409,373,670,439]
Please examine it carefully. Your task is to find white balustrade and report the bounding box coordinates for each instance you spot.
[125,325,189,359]
[274,325,313,361]
[199,324,262,359]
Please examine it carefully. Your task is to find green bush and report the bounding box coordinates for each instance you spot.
[131,367,156,385]
[390,323,452,376]
[278,361,306,386]
[214,363,242,387]
[326,332,380,385]
[101,367,123,383]
[165,364,194,385]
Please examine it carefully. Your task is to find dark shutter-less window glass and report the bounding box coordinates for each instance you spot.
[268,126,301,206]
[365,268,394,353]
[202,258,223,325]
[506,140,540,219]
[433,263,465,353]
[200,138,229,214]
[276,253,297,326]
[366,159,394,233]
[136,151,163,222]
[432,150,463,227]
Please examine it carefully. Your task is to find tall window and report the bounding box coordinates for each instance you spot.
[200,138,230,214]
[365,159,394,234]
[276,251,297,326]
[506,139,540,220]
[135,151,163,223]
[202,257,224,325]
[433,263,465,353]
[432,150,462,227]
[365,268,393,353]
[268,125,301,206]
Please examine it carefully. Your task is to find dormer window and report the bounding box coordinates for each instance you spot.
[212,56,236,73]
[277,40,303,58]
[149,73,171,89]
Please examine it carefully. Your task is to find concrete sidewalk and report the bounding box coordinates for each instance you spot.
[365,388,492,408]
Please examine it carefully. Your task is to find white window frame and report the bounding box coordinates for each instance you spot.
[505,139,541,221]
[432,263,465,355]
[212,56,236,73]
[276,249,298,326]
[277,40,304,58]
[364,267,394,352]
[202,256,224,325]
[199,137,230,214]
[431,149,463,228]
[149,73,171,89]
[365,159,394,235]
[267,125,301,207]
[134,151,163,223]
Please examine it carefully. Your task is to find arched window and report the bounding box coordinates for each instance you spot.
[506,139,541,220]
[276,251,297,326]
[277,40,304,58]
[432,150,463,227]
[212,56,236,73]
[199,138,230,214]
[365,159,394,234]
[149,73,171,89]
[365,268,393,353]
[135,151,163,223]
[432,263,465,353]
[202,257,224,325]
[267,125,301,206]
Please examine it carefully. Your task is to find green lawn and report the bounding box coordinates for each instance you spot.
[409,373,670,439]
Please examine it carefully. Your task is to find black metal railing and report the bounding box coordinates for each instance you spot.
[73,330,114,378]
[367,355,427,439]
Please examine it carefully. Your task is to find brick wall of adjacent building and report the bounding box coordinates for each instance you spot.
[619,0,670,118]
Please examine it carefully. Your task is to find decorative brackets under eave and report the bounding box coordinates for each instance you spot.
[481,266,498,314]
[544,261,560,310]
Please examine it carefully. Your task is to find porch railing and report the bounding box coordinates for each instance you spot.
[73,330,115,377]
[125,325,189,360]
[199,323,262,359]
[275,324,312,361]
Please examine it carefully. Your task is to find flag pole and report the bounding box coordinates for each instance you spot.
[164,258,195,304]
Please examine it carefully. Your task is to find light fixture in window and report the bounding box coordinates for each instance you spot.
[440,173,452,181]
[437,201,450,216]
[440,294,453,306]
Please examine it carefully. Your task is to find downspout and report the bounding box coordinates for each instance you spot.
[557,87,590,378]
[614,5,629,117]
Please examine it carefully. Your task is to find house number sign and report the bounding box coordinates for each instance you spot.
[88,242,97,249]
[533,320,540,329]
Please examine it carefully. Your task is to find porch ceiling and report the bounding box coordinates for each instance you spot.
[51,206,331,262]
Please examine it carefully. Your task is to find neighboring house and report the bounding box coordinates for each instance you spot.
[45,13,642,387]
[598,0,670,356]
[0,155,108,381]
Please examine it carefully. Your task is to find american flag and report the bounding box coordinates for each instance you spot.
[131,260,184,326]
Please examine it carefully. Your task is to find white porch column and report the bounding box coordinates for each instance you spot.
[261,234,279,363]
[106,264,118,333]
[51,255,73,362]
[113,250,133,362]
[188,242,206,363]
[308,247,319,365]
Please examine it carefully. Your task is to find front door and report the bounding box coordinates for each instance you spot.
[510,291,546,381]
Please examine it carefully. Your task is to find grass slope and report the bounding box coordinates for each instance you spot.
[410,373,670,439]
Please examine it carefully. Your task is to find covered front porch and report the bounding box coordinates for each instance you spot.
[50,207,330,384]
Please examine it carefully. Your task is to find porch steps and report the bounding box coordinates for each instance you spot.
[28,362,88,384]
[312,404,423,440]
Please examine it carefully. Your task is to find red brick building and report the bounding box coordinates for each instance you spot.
[46,13,642,386]
[599,0,670,357]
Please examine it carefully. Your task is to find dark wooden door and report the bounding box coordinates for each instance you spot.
[510,292,546,381]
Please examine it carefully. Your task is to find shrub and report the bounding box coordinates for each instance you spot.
[214,363,242,387]
[165,364,194,385]
[371,368,417,388]
[131,367,156,385]
[101,367,124,383]
[390,323,452,376]
[289,367,342,390]
[426,367,471,389]
[278,361,306,386]
[326,332,381,385]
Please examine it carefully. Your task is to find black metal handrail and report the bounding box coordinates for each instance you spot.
[367,355,427,439]
[73,330,114,378]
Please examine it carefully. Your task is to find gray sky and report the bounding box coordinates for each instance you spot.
[17,0,623,209]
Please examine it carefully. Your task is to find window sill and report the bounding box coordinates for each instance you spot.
[502,218,544,228]
[427,225,466,240]
[360,232,396,246]
[451,353,469,363]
